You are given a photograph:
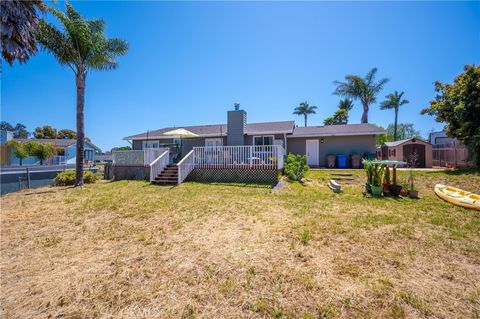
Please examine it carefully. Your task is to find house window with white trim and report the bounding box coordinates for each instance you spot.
[253,135,274,146]
[142,140,160,149]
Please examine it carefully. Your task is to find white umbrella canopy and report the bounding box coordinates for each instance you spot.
[162,128,199,137]
[162,128,199,160]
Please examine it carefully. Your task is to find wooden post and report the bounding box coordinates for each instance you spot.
[392,165,397,186]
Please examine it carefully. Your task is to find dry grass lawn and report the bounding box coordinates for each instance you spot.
[1,169,479,318]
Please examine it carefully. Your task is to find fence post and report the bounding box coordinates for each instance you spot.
[26,167,31,189]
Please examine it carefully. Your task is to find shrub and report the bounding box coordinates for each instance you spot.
[284,153,309,181]
[54,170,98,186]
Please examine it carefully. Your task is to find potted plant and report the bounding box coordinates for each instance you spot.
[383,166,391,196]
[370,163,385,197]
[363,159,373,193]
[407,161,419,199]
[390,163,402,197]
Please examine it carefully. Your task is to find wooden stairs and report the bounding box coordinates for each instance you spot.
[152,165,178,184]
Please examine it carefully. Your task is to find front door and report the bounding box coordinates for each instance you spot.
[306,139,319,167]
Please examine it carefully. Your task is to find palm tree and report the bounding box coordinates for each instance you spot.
[338,98,354,111]
[37,3,128,186]
[380,91,409,141]
[1,0,45,65]
[293,101,317,127]
[333,68,389,123]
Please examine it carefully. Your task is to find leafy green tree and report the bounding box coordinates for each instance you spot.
[421,65,480,165]
[1,0,45,65]
[6,140,29,165]
[37,3,128,185]
[111,146,132,152]
[293,101,317,127]
[25,141,57,165]
[386,123,420,140]
[13,123,30,138]
[338,98,354,112]
[375,123,421,146]
[1,121,14,131]
[334,68,389,123]
[380,91,409,141]
[58,129,77,139]
[323,109,348,125]
[33,125,57,139]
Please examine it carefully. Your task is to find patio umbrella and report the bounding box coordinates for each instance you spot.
[163,128,199,159]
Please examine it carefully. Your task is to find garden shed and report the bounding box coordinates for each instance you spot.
[377,138,432,168]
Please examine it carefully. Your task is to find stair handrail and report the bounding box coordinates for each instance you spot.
[149,150,169,183]
[177,150,194,184]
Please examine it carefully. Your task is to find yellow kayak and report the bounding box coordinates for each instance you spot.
[434,184,480,211]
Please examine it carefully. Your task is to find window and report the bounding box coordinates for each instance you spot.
[142,140,160,149]
[253,135,274,146]
[205,138,223,147]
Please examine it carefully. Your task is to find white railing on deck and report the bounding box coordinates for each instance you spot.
[177,150,194,184]
[149,150,169,182]
[193,145,284,169]
[112,150,144,165]
[113,148,170,166]
[144,147,169,165]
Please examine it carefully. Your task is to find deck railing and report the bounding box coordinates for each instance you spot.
[113,148,170,166]
[177,150,194,183]
[144,148,170,165]
[149,150,170,182]
[112,150,143,165]
[192,145,285,170]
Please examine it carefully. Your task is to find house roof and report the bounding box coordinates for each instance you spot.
[383,138,430,147]
[289,123,385,138]
[13,138,102,151]
[123,121,295,140]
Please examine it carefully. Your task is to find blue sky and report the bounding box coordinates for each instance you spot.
[2,1,479,151]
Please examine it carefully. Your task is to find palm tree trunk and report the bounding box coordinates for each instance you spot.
[361,102,369,123]
[75,72,86,187]
[304,114,307,127]
[394,107,398,141]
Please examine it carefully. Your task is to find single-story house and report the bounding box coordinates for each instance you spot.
[123,107,385,168]
[377,138,432,168]
[1,137,101,166]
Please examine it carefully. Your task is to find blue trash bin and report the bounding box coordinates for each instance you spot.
[337,154,347,168]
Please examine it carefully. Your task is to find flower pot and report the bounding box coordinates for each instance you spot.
[390,185,402,197]
[371,185,383,197]
[409,190,419,199]
[365,182,372,194]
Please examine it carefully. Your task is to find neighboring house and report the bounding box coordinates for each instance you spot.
[123,107,385,168]
[95,154,112,163]
[377,138,432,168]
[428,130,471,168]
[429,130,457,145]
[0,130,14,165]
[2,138,101,166]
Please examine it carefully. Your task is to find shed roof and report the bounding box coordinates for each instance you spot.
[383,138,430,147]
